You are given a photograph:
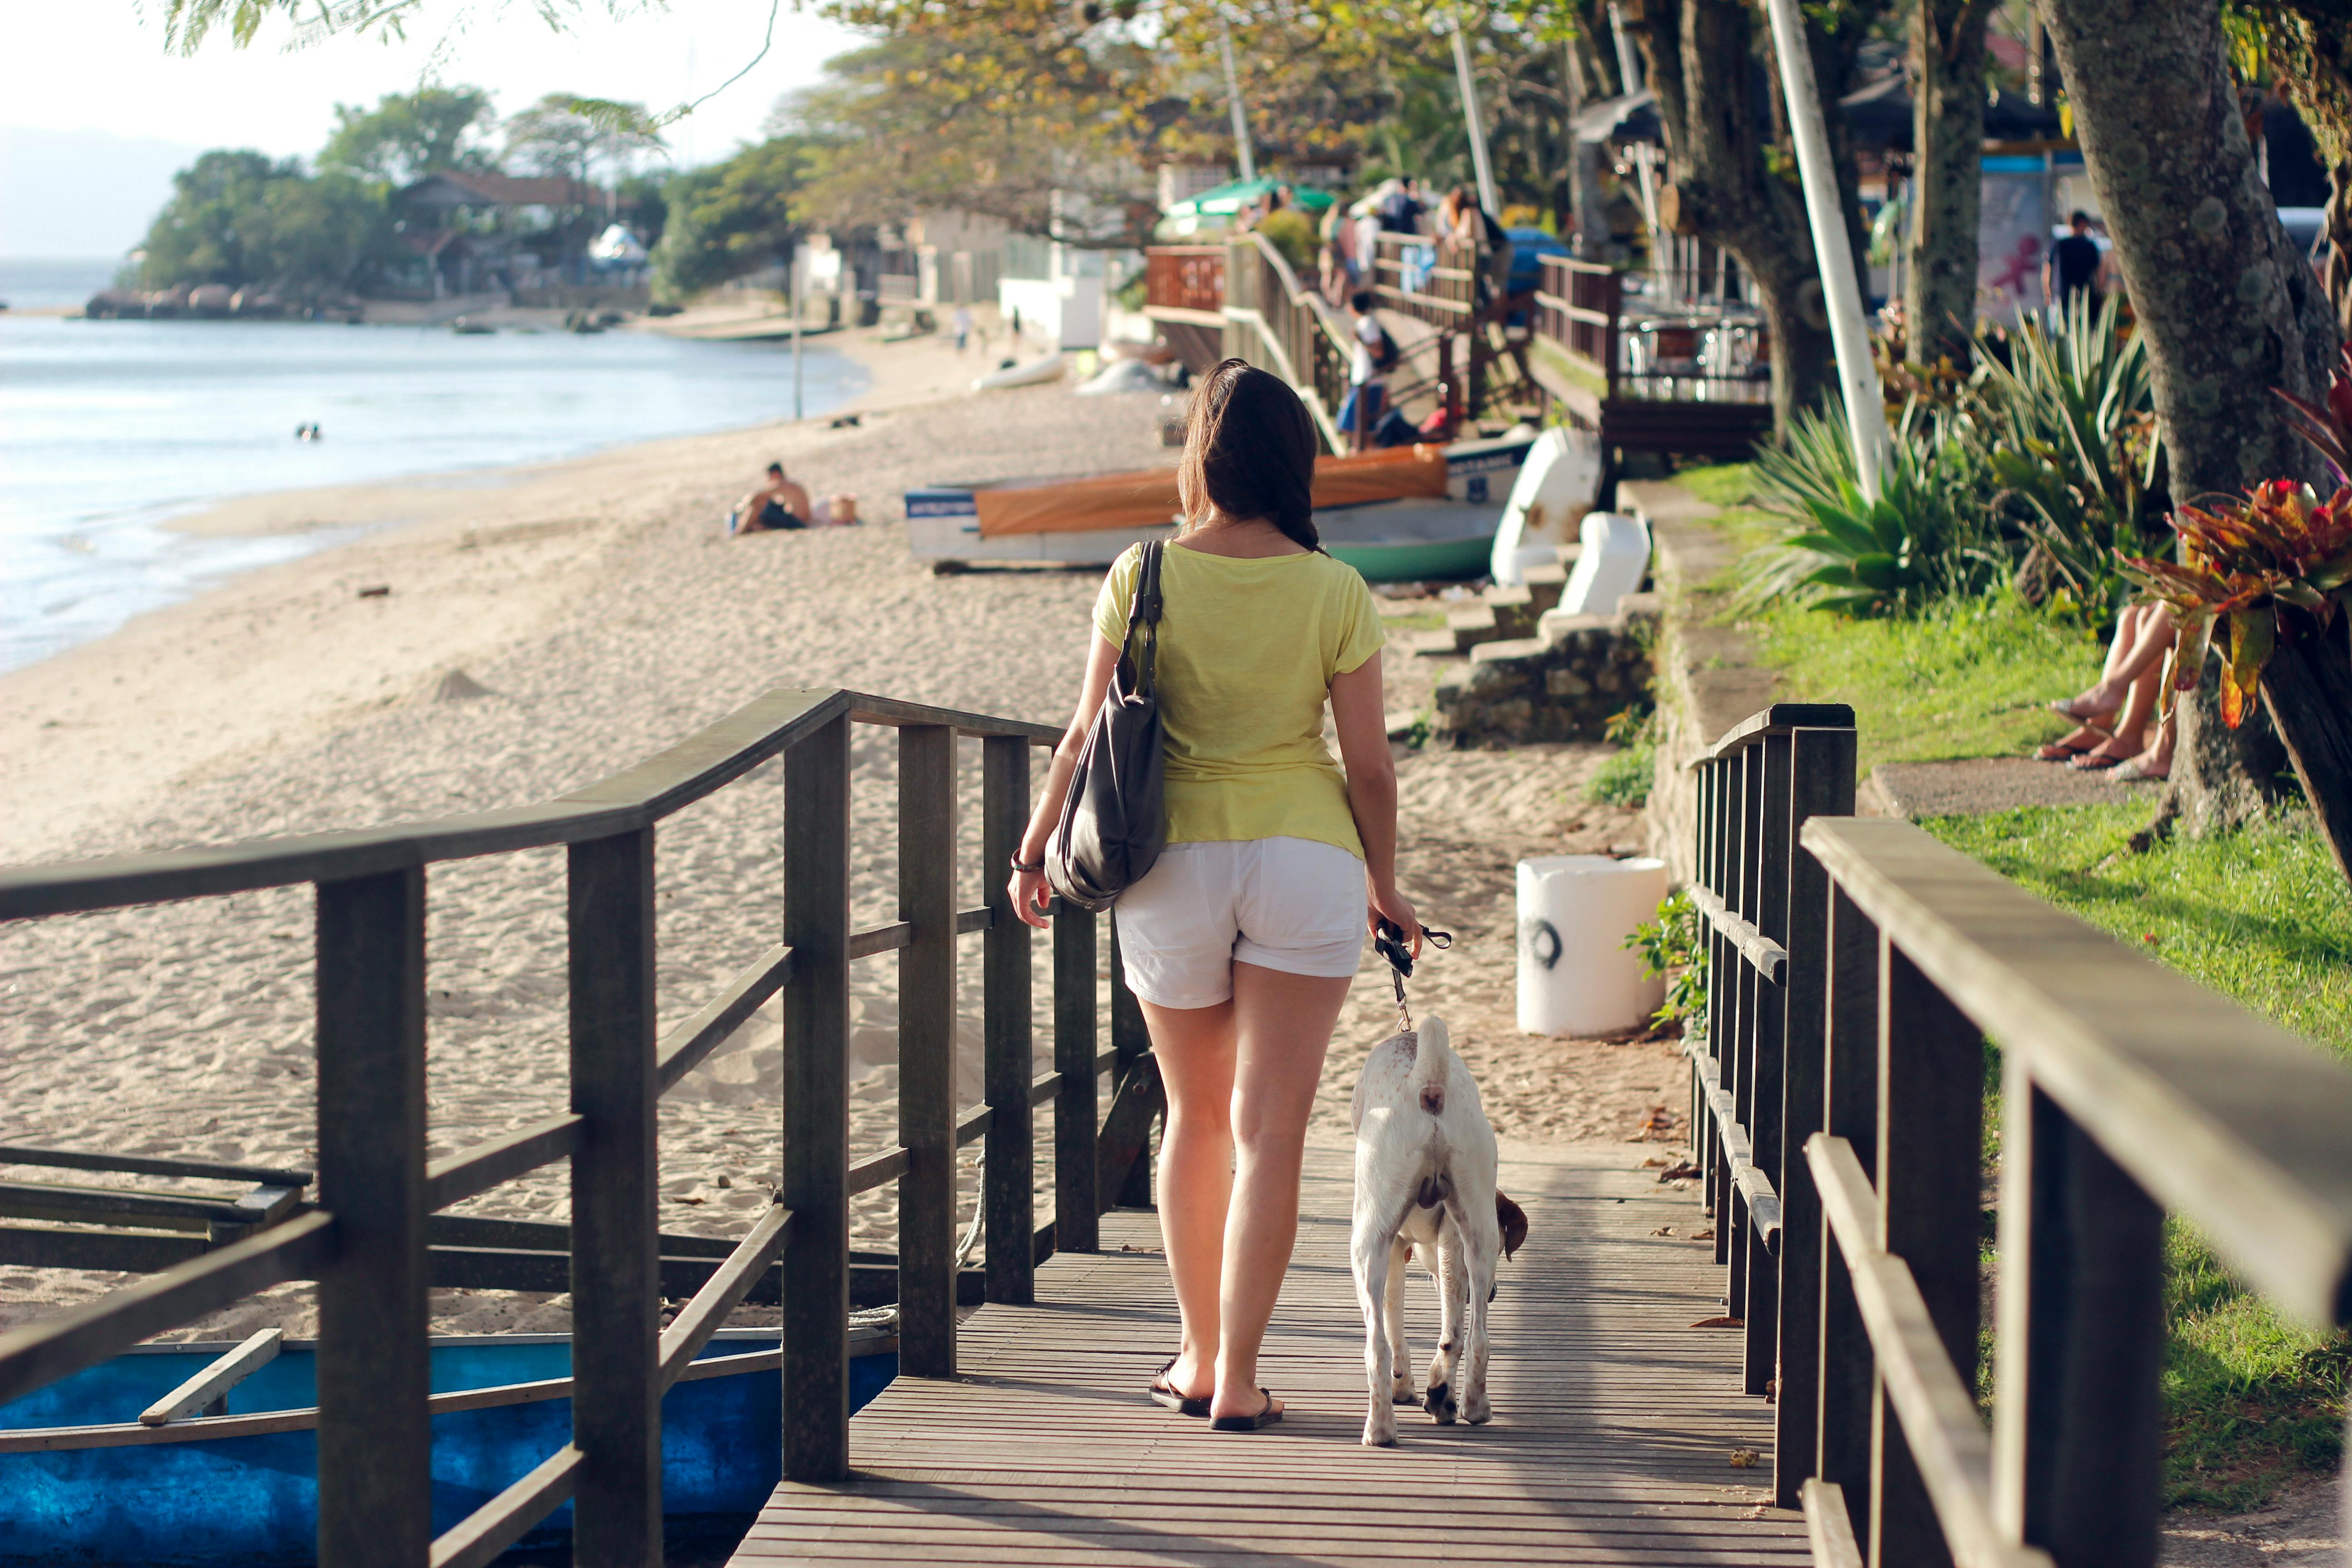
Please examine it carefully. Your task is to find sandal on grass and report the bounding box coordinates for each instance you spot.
[2071,749,2131,772]
[1148,1358,1210,1417]
[2034,727,2111,763]
[2110,757,2170,782]
[1210,1389,1282,1432]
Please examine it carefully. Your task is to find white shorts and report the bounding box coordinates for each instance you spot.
[1114,837,1367,1009]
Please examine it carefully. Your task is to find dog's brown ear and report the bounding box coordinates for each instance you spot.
[1495,1191,1529,1260]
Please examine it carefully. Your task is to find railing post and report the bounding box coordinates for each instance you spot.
[1815,887,1880,1545]
[1774,723,1857,1510]
[1054,899,1101,1254]
[568,828,662,1567]
[1870,946,1982,1568]
[783,710,851,1482]
[982,735,1035,1305]
[1702,759,1731,1240]
[1742,733,1792,1398]
[1991,1070,2164,1565]
[897,725,958,1377]
[314,867,430,1568]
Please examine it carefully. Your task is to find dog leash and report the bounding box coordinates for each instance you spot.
[1373,919,1451,1033]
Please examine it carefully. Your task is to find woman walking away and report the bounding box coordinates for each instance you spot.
[1009,361,1419,1431]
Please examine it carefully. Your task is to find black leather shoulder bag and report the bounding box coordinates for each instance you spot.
[1047,540,1167,912]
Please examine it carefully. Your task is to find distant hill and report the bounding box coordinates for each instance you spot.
[0,126,204,259]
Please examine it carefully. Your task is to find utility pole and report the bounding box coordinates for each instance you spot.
[1218,20,1256,183]
[1451,14,1499,216]
[1760,0,1892,498]
[792,259,805,421]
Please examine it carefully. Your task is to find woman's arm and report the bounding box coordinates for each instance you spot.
[1007,630,1125,929]
[1330,650,1420,956]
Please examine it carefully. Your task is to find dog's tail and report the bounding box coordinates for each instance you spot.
[1408,1016,1453,1116]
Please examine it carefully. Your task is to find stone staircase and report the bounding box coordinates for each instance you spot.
[1400,545,1581,660]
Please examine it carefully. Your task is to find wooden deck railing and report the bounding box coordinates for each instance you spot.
[1214,232,1353,452]
[0,686,1162,1568]
[1688,705,2352,1564]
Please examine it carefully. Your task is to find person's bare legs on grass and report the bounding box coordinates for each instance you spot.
[2040,604,2172,760]
[1142,960,1352,1423]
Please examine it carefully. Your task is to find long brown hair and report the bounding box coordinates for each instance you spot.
[1176,358,1321,551]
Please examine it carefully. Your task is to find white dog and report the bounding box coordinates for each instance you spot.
[1348,1015,1529,1447]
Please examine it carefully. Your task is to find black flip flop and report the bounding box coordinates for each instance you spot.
[1148,1358,1210,1417]
[1210,1388,1282,1431]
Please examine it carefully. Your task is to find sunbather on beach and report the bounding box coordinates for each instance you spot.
[2038,601,2175,779]
[730,462,811,534]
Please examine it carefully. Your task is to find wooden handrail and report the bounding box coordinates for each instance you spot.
[1693,699,2352,1556]
[0,688,1058,919]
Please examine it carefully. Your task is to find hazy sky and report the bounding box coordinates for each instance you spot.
[0,1,863,257]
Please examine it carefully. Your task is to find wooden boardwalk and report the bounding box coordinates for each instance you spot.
[731,1140,1806,1565]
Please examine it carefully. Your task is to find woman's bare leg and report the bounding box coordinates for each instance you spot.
[2078,651,2167,766]
[1211,961,1353,1421]
[2059,605,2172,717]
[1137,996,1236,1403]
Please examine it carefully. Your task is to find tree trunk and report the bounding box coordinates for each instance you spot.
[1628,0,1881,437]
[2044,0,2343,836]
[2151,662,2292,842]
[1906,0,1997,368]
[2258,608,2352,884]
[2042,0,2340,496]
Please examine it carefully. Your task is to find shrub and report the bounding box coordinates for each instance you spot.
[1624,891,1706,1027]
[1254,209,1318,276]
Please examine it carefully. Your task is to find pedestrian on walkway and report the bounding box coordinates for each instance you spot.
[1007,360,1418,1431]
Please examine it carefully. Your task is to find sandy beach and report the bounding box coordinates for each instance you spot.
[0,324,1670,1343]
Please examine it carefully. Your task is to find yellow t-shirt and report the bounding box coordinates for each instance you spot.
[1092,540,1387,858]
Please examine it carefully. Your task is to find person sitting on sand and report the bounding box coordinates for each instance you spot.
[731,463,811,534]
[2038,601,2175,780]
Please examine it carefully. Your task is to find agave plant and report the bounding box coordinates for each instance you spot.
[1973,293,2162,608]
[1736,398,2002,615]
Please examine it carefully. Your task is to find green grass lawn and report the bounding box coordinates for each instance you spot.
[1926,804,2352,1507]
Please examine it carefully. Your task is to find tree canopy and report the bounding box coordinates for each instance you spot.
[135,149,388,293]
[317,86,497,183]
[654,137,819,299]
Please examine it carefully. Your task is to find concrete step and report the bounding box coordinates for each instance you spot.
[1446,605,1503,653]
[1401,628,1460,660]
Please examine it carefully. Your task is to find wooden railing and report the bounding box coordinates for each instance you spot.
[1534,255,1622,404]
[1214,232,1353,452]
[0,686,1162,1568]
[1688,705,2352,1564]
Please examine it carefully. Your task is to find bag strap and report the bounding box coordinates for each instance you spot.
[1120,542,1165,686]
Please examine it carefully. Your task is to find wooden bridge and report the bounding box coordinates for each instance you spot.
[5,691,2352,1568]
[731,1144,1803,1565]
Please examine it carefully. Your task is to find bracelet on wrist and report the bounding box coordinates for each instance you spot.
[1010,855,1044,874]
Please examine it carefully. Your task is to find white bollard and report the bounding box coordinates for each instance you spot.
[1555,511,1651,618]
[1516,855,1668,1037]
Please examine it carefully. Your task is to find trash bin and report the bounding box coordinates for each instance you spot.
[1556,511,1651,618]
[1516,854,1669,1036]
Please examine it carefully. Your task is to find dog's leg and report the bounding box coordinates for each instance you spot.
[1352,1219,1401,1447]
[1446,1185,1502,1426]
[1385,1238,1414,1403]
[1424,1226,1465,1425]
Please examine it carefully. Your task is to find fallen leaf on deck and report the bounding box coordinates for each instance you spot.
[1728,1447,1759,1468]
[1640,1156,1669,1169]
[1690,1227,1715,1240]
[1650,1226,1675,1236]
[1657,1161,1701,1182]
[1690,1315,1744,1329]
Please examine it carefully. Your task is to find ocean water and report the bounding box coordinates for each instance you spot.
[0,311,863,671]
[0,258,122,312]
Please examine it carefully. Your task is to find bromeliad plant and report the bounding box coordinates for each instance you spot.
[2122,481,2352,729]
[2121,342,2352,885]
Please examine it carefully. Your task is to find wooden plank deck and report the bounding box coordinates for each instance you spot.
[731,1140,1806,1565]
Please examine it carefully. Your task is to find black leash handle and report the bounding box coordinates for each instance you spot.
[1374,919,1451,1032]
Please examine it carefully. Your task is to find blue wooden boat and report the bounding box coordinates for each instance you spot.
[0,1329,897,1567]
